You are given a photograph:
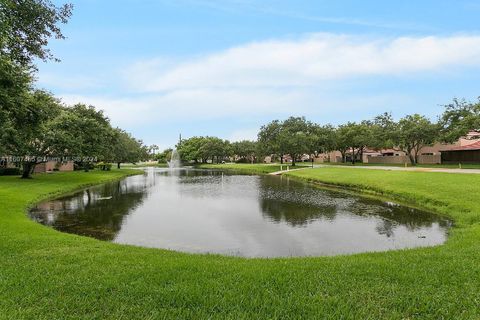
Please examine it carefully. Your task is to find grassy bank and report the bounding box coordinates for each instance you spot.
[320,162,480,169]
[1,166,480,319]
[197,162,311,174]
[122,162,168,168]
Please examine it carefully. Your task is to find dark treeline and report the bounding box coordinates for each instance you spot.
[170,101,480,166]
[0,1,148,178]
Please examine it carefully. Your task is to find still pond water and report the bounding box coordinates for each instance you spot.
[30,168,450,257]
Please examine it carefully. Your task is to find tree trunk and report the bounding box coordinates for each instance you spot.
[280,155,284,164]
[117,162,121,169]
[291,154,296,166]
[84,162,90,172]
[408,153,416,166]
[21,162,33,179]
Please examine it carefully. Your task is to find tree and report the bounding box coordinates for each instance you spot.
[439,98,480,143]
[258,117,316,165]
[148,144,159,160]
[333,126,350,163]
[0,0,73,67]
[111,128,146,169]
[336,121,373,164]
[232,140,258,163]
[258,120,283,162]
[0,55,33,156]
[156,148,173,164]
[177,136,207,163]
[2,90,62,178]
[198,137,231,163]
[311,124,336,156]
[370,112,397,150]
[278,117,316,166]
[0,0,72,171]
[45,104,115,171]
[395,114,439,165]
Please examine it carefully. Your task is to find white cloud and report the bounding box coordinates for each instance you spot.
[125,34,480,92]
[59,88,314,127]
[57,33,480,146]
[59,89,412,129]
[228,128,260,142]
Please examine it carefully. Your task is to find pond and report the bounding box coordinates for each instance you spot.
[29,168,451,257]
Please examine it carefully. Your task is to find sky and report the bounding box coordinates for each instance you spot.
[37,0,480,149]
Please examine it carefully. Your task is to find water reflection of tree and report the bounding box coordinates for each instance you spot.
[259,177,337,227]
[352,201,450,233]
[375,219,395,238]
[260,198,337,227]
[258,176,449,232]
[32,178,148,241]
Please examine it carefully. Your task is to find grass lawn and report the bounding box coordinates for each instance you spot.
[1,166,480,319]
[122,162,168,168]
[321,162,480,169]
[197,162,312,174]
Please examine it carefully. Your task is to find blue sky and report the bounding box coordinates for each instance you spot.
[38,0,480,149]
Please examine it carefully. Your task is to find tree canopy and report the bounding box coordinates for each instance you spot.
[0,0,73,67]
[440,98,480,143]
[394,114,439,164]
[258,117,316,165]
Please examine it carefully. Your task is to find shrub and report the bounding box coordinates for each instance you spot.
[95,162,112,171]
[0,168,21,176]
[74,162,95,171]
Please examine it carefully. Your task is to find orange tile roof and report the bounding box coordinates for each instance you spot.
[444,140,480,151]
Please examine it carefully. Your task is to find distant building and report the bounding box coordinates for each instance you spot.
[441,141,480,164]
[314,131,480,164]
[33,161,74,173]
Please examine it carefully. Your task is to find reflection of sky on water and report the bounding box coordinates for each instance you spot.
[30,168,451,257]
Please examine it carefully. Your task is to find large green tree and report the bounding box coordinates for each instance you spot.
[312,124,336,156]
[231,140,258,163]
[369,112,398,150]
[0,56,32,156]
[198,137,231,164]
[0,0,73,174]
[336,121,373,164]
[177,136,207,163]
[395,114,439,165]
[258,120,283,162]
[2,90,62,178]
[258,117,316,165]
[111,128,146,169]
[439,98,480,143]
[45,104,115,171]
[0,0,73,67]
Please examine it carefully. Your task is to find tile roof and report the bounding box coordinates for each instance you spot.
[444,140,480,151]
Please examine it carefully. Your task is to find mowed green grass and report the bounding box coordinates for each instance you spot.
[1,167,480,319]
[198,162,311,174]
[321,162,480,169]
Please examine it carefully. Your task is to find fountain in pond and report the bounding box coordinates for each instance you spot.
[167,134,182,169]
[168,149,181,169]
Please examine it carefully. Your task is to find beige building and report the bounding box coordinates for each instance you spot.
[33,161,74,173]
[314,131,480,165]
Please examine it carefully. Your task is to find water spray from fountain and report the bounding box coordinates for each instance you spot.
[168,149,181,169]
[167,134,182,169]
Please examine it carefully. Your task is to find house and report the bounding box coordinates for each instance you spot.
[314,131,480,164]
[33,161,74,173]
[440,141,480,164]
